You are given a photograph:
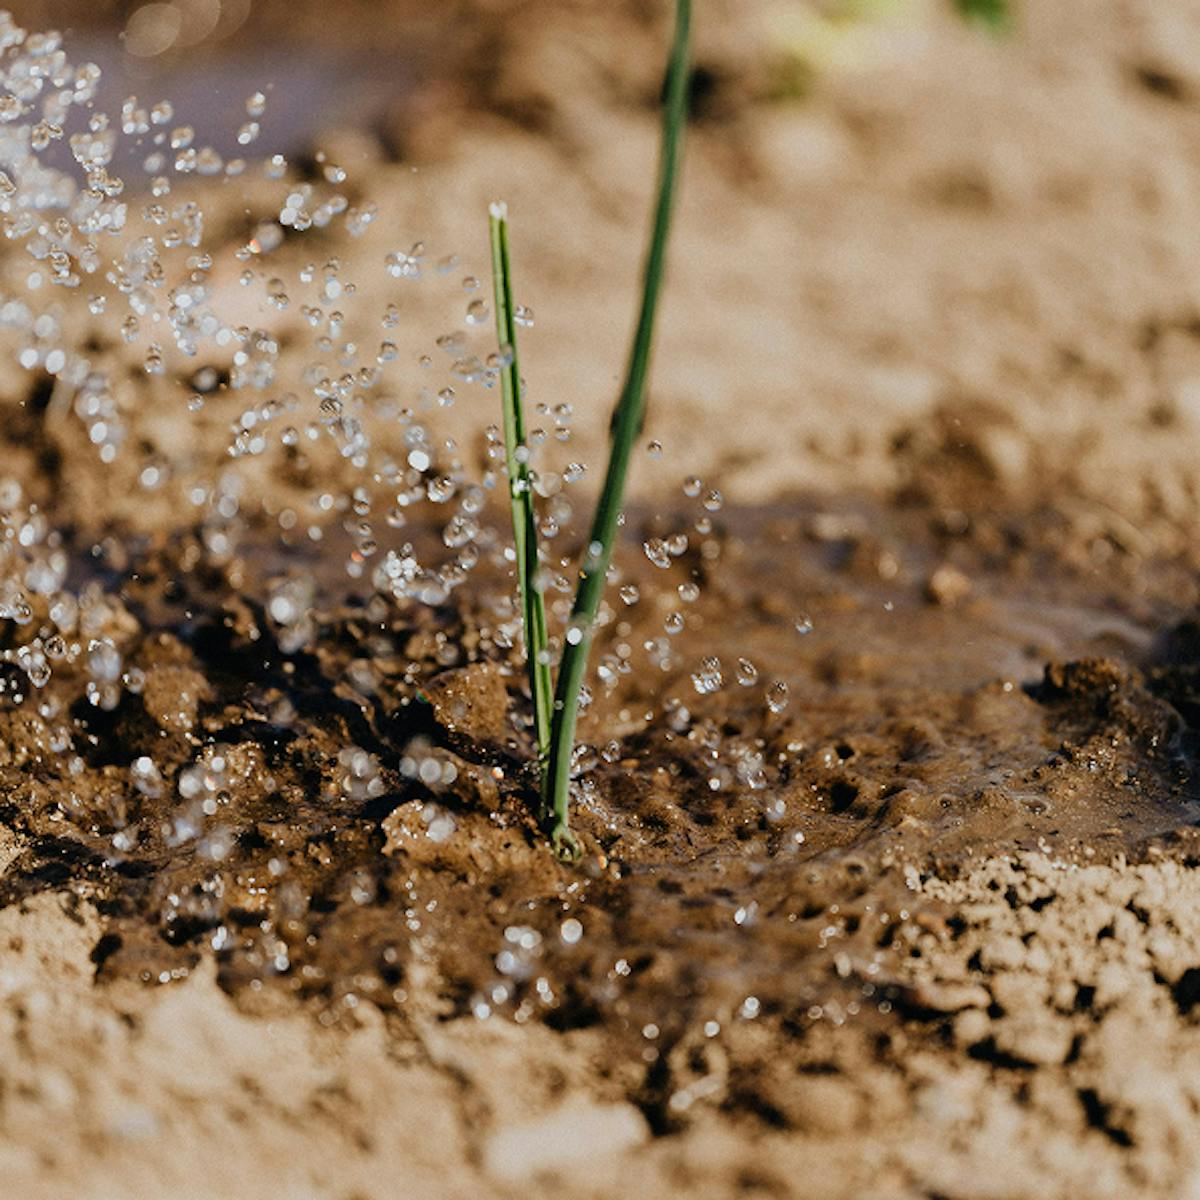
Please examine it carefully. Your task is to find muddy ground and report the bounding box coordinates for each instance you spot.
[4,1,1200,1197]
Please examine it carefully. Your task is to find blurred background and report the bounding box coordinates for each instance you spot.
[6,0,1200,556]
[2,1,1008,165]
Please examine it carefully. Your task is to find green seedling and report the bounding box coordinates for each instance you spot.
[488,0,692,859]
[489,201,553,774]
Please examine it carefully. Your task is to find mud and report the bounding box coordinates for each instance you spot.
[4,471,1200,1197]
[1,466,1197,1054]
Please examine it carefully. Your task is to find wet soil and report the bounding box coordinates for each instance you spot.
[4,465,1200,1200]
[2,469,1198,1076]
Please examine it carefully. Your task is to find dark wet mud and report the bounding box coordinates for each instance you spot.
[0,480,1196,1082]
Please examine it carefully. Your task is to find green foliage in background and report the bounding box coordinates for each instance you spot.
[952,0,1011,33]
[771,0,1012,101]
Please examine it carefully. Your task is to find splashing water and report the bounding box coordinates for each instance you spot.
[0,10,811,1034]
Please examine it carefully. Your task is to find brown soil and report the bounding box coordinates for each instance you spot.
[5,1,1200,1198]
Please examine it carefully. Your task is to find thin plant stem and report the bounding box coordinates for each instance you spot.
[489,201,553,775]
[542,0,692,859]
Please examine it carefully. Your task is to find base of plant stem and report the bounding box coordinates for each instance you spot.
[550,822,581,863]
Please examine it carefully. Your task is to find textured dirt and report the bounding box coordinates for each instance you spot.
[4,1,1200,1198]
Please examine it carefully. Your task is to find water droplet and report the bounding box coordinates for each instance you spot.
[691,656,723,695]
[426,476,455,503]
[643,538,671,569]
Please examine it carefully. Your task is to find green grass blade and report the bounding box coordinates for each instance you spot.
[542,0,692,859]
[489,202,553,774]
